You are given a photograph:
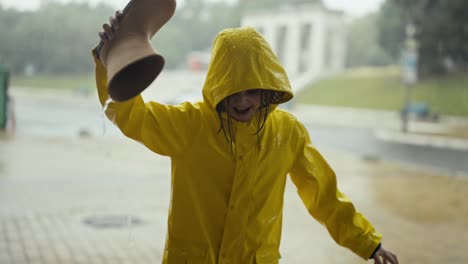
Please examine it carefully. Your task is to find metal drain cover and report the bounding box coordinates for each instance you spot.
[83,214,144,229]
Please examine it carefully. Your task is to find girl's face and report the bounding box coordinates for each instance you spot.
[223,89,262,122]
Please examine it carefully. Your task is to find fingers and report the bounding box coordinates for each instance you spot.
[98,23,113,41]
[115,10,123,19]
[382,250,398,264]
[103,23,115,40]
[386,251,399,264]
[373,256,382,264]
[110,16,120,30]
[110,10,123,30]
[374,249,399,264]
[98,10,123,42]
[98,31,106,41]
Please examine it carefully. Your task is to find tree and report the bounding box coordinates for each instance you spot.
[347,14,393,67]
[0,6,27,72]
[238,0,322,12]
[376,1,405,62]
[378,0,468,76]
[0,0,330,75]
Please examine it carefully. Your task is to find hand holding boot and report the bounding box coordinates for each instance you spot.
[94,0,177,102]
[99,11,124,42]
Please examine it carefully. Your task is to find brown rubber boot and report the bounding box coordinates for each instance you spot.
[94,0,177,101]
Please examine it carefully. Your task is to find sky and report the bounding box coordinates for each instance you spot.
[0,0,385,17]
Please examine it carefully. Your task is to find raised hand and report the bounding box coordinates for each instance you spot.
[98,10,123,41]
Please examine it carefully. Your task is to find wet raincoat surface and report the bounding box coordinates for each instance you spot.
[93,27,382,263]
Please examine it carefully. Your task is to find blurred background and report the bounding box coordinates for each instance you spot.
[0,0,467,263]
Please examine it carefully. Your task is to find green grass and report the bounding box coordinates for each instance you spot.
[296,67,468,117]
[11,74,95,91]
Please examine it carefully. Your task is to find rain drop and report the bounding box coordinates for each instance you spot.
[102,98,113,135]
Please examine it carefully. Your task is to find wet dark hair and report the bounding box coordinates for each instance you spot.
[215,90,273,151]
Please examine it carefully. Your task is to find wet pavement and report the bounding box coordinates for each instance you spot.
[1,135,467,263]
[3,82,468,263]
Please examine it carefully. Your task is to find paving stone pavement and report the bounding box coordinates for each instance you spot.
[0,209,168,264]
[0,136,170,264]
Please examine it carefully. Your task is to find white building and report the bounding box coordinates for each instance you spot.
[241,4,348,92]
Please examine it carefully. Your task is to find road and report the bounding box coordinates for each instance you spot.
[9,83,468,175]
[307,125,468,175]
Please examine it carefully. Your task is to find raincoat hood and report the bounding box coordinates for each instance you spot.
[202,27,293,109]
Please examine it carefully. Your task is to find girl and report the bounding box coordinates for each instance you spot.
[94,10,398,264]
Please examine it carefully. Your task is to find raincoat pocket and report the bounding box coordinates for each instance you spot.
[255,248,281,264]
[165,241,208,264]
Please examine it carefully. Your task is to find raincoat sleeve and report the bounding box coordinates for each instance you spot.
[92,53,201,157]
[289,121,382,260]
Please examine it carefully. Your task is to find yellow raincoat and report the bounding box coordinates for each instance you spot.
[93,27,382,263]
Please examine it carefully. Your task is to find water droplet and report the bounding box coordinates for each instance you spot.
[102,98,113,135]
[126,214,136,248]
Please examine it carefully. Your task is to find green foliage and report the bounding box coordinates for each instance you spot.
[239,0,321,12]
[0,1,244,74]
[416,0,468,75]
[0,8,27,73]
[377,0,468,76]
[347,14,393,67]
[376,1,405,61]
[0,2,114,75]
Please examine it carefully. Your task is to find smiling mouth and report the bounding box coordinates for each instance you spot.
[234,107,251,115]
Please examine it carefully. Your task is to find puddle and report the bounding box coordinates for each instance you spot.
[83,214,143,229]
[370,168,468,225]
[355,162,468,263]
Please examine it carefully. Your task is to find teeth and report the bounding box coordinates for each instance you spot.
[234,107,250,114]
